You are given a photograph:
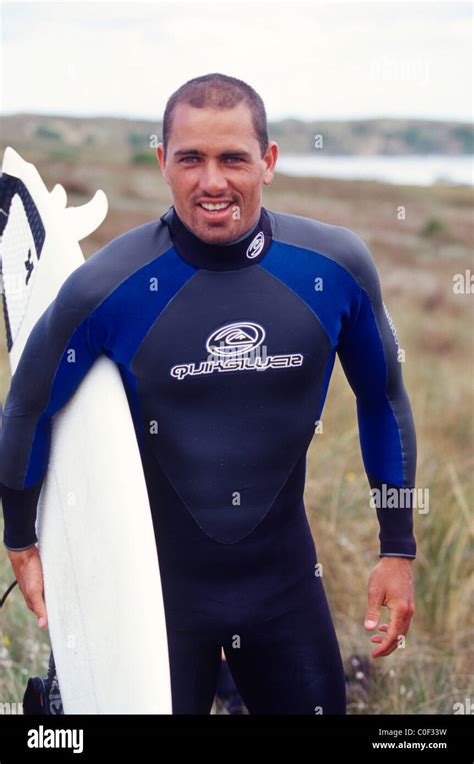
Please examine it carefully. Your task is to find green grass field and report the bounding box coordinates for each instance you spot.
[0,163,472,714]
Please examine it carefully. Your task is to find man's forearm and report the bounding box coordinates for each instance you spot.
[369,476,417,558]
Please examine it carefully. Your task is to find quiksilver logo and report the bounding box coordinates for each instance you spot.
[206,322,265,357]
[170,321,303,380]
[246,231,264,259]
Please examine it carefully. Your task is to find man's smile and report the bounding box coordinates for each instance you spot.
[197,199,235,221]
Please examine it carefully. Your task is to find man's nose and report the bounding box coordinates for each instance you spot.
[199,161,228,194]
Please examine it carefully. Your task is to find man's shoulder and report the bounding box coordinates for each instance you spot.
[84,216,171,272]
[266,207,380,294]
[55,216,172,312]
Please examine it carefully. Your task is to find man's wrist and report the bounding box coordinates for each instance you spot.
[379,552,416,560]
[379,536,416,559]
[6,545,37,558]
[4,538,38,553]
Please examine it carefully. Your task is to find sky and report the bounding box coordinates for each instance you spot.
[1,0,472,122]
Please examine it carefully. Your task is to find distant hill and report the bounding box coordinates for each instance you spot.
[0,114,472,163]
[271,117,473,155]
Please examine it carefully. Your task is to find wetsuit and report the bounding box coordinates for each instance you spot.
[0,204,417,714]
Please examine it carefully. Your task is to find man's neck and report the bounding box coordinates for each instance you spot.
[175,207,261,247]
[160,204,273,272]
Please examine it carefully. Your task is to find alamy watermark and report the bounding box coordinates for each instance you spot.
[369,484,429,515]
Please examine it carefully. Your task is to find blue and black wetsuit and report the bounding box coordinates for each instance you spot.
[0,204,417,714]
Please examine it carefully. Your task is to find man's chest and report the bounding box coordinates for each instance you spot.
[128,266,335,404]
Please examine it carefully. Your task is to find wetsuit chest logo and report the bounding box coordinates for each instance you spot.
[206,322,265,357]
[170,321,303,380]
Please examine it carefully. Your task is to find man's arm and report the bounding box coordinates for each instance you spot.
[0,266,104,550]
[335,230,417,658]
[336,232,417,559]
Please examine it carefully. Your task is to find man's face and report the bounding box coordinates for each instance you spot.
[156,102,278,244]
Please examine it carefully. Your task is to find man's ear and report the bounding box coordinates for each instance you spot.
[263,141,278,186]
[156,143,169,184]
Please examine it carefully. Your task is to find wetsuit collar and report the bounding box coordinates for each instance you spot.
[160,204,273,271]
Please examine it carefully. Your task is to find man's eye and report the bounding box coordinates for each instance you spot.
[179,156,243,164]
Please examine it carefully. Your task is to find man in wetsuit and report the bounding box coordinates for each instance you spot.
[1,73,416,714]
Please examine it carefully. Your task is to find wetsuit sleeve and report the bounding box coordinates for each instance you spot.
[336,233,417,559]
[0,268,104,551]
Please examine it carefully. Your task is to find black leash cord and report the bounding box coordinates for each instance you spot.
[0,579,18,607]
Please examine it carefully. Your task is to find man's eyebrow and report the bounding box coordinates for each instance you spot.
[173,149,203,157]
[173,149,251,159]
[220,151,251,159]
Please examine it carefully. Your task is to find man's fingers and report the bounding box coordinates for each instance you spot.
[23,577,48,629]
[372,624,402,656]
[28,591,48,629]
[370,623,388,643]
[365,587,383,630]
[372,604,410,658]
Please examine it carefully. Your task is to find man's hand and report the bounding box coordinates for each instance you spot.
[364,557,415,658]
[7,545,48,630]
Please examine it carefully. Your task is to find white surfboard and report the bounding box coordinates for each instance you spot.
[0,147,172,714]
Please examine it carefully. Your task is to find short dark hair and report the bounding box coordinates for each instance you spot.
[162,73,269,158]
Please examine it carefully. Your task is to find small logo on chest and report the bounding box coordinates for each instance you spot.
[246,231,264,259]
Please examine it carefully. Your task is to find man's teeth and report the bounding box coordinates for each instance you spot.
[200,202,231,211]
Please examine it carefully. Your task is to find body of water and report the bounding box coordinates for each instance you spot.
[275,154,473,186]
